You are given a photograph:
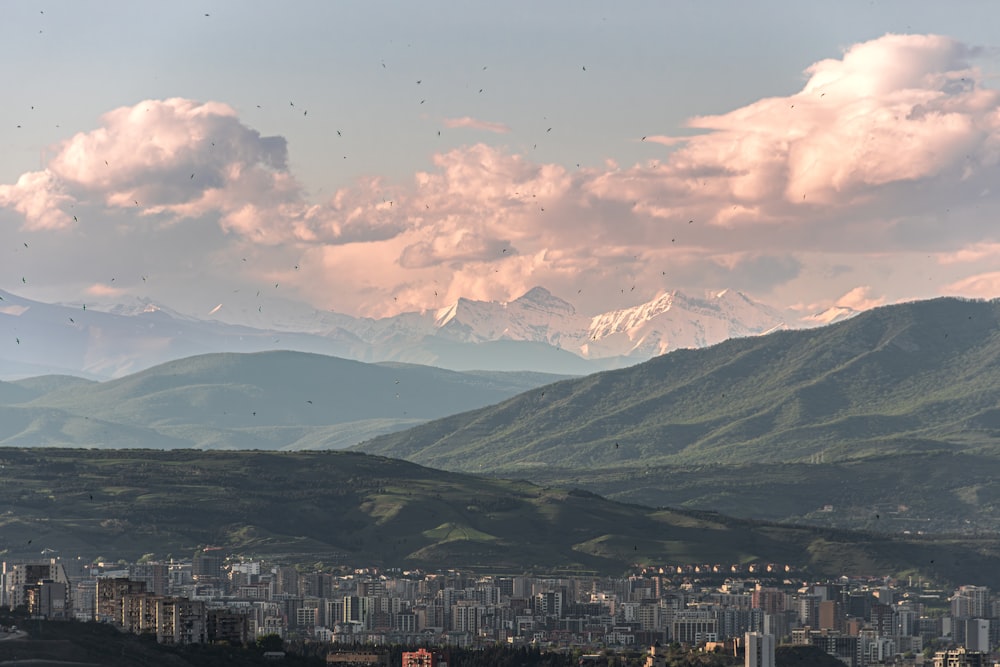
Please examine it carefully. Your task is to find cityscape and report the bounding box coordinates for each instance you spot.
[3,550,999,666]
[6,3,1000,667]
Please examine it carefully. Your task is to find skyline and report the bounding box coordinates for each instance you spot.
[3,2,1000,324]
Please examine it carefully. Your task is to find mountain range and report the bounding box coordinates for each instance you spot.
[356,296,999,470]
[353,297,1000,533]
[4,295,998,537]
[0,286,819,379]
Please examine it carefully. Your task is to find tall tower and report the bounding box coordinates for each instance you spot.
[745,632,775,667]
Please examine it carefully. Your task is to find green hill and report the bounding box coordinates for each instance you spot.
[0,351,567,450]
[1,448,1000,586]
[355,297,1000,471]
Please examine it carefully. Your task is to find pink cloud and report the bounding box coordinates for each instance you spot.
[0,170,74,230]
[834,286,886,311]
[937,242,1000,265]
[639,135,690,147]
[85,283,128,298]
[442,116,512,133]
[0,98,414,248]
[945,272,1000,298]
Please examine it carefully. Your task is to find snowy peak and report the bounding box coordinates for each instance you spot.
[512,287,577,316]
[432,288,585,344]
[581,289,788,358]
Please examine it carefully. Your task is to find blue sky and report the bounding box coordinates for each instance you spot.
[3,1,1000,323]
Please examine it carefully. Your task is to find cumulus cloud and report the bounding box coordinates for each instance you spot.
[442,116,512,133]
[1,98,412,248]
[0,170,75,230]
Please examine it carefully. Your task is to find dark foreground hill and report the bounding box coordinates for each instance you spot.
[0,615,323,666]
[0,350,566,450]
[2,448,1000,586]
[355,297,1000,470]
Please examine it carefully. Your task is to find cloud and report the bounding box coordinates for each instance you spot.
[4,34,1000,318]
[85,283,128,298]
[944,272,1000,299]
[937,242,1000,265]
[639,135,691,147]
[442,116,512,133]
[579,33,1000,251]
[834,286,886,311]
[1,98,412,248]
[0,170,75,231]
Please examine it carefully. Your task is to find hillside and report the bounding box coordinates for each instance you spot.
[0,351,567,450]
[1,448,998,585]
[511,451,1000,535]
[355,297,1000,470]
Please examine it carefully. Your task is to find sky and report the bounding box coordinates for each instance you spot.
[3,1,1000,324]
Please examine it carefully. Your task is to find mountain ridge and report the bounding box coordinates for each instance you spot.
[354,296,1000,471]
[2,286,801,379]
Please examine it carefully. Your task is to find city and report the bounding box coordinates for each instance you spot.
[3,550,998,666]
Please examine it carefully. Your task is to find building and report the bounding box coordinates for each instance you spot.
[96,578,146,624]
[932,647,988,667]
[3,561,71,613]
[961,618,990,653]
[129,562,169,596]
[672,611,716,645]
[744,632,774,667]
[326,650,387,666]
[401,648,442,667]
[24,580,68,619]
[192,549,224,583]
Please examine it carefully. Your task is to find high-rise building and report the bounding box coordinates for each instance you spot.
[818,600,844,633]
[962,618,990,653]
[745,632,775,667]
[952,586,989,619]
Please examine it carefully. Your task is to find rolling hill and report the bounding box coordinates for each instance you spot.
[0,351,567,450]
[1,447,998,586]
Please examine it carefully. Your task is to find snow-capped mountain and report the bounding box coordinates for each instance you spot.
[580,289,789,359]
[1,286,800,379]
[432,287,586,346]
